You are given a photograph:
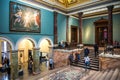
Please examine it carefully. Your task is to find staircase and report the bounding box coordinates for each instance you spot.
[81,68,120,80]
[71,49,100,71]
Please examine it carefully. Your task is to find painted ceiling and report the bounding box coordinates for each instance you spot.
[44,0,91,7]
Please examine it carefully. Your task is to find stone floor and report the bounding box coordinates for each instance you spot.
[38,66,87,80]
[0,65,96,80]
[0,61,48,80]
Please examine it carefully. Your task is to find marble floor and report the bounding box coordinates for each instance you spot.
[0,61,49,80]
[0,64,95,80]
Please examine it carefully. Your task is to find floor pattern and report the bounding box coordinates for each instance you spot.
[38,66,87,80]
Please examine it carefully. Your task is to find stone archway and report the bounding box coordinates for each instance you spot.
[38,38,52,71]
[39,39,51,53]
[18,38,35,63]
[0,37,14,64]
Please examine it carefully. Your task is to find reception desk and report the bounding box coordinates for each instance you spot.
[99,52,120,70]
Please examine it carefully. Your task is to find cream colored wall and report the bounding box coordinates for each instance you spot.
[18,39,34,63]
[40,39,50,53]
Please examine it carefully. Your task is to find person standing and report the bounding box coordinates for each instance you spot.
[49,58,54,70]
[84,48,89,57]
[77,53,80,61]
[28,57,33,74]
[69,53,74,64]
[84,55,90,71]
[94,43,99,57]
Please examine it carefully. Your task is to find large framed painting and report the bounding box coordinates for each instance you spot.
[9,1,41,33]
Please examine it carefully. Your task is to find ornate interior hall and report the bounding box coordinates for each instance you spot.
[0,0,120,80]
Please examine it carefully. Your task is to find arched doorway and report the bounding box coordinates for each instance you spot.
[39,38,52,70]
[0,37,13,70]
[18,39,35,63]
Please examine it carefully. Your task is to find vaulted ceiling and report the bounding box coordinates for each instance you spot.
[20,0,120,18]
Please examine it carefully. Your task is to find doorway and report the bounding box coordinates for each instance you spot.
[39,39,51,71]
[96,27,108,46]
[94,18,108,46]
[18,39,35,75]
[0,39,12,74]
[18,39,34,63]
[71,26,78,45]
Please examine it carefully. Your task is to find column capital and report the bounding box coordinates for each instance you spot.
[78,12,83,16]
[54,11,58,15]
[107,5,114,11]
[66,15,69,18]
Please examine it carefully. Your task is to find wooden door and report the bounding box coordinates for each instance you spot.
[71,26,78,43]
[94,18,108,46]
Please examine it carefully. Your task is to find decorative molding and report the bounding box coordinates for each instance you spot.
[0,36,15,50]
[19,0,120,18]
[38,37,53,48]
[15,36,37,50]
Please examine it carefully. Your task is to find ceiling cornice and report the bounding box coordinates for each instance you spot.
[68,0,120,14]
[19,0,120,17]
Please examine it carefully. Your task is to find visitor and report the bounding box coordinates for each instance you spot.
[84,55,90,71]
[65,41,68,48]
[84,48,89,57]
[94,43,99,57]
[49,58,54,70]
[18,65,23,76]
[69,53,74,65]
[28,57,33,74]
[77,53,80,61]
[7,66,11,79]
[58,42,61,48]
[45,54,49,68]
[61,40,65,48]
[3,57,8,72]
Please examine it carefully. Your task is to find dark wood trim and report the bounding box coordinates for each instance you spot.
[78,12,83,44]
[66,16,69,42]
[107,5,114,45]
[54,12,58,44]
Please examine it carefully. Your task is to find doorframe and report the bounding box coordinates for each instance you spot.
[95,26,108,46]
[94,18,108,46]
[71,25,78,43]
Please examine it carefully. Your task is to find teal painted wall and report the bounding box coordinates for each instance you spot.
[0,0,9,32]
[41,9,53,35]
[69,17,79,42]
[82,14,120,44]
[113,13,120,42]
[57,14,79,43]
[69,17,79,27]
[57,13,66,42]
[0,0,54,48]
